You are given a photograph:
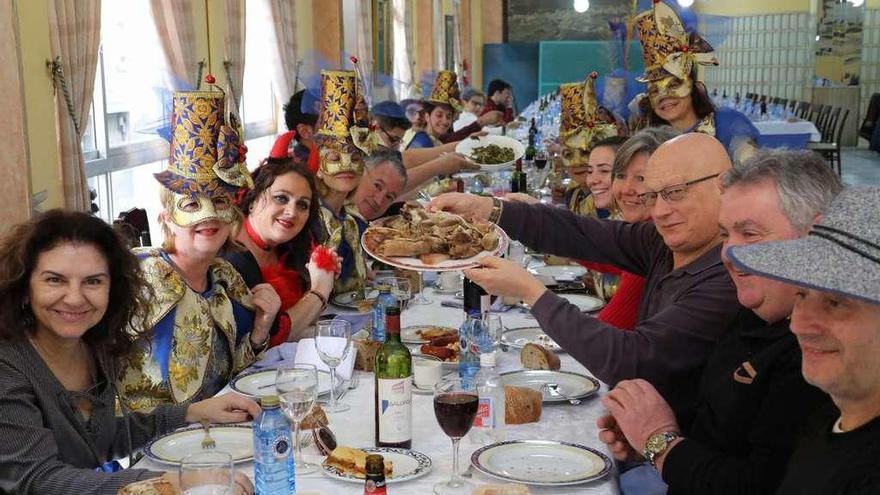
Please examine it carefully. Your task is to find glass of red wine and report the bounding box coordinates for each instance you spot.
[433,378,479,494]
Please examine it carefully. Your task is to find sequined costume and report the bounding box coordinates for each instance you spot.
[319,201,369,294]
[119,249,261,412]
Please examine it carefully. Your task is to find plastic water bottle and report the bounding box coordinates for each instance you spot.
[459,278,489,385]
[471,352,506,444]
[372,285,397,342]
[253,396,295,495]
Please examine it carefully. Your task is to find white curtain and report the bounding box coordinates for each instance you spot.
[48,0,101,210]
[268,0,298,104]
[391,0,412,98]
[453,0,464,82]
[150,0,200,88]
[353,0,374,97]
[223,0,246,112]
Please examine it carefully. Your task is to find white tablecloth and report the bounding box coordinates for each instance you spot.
[134,288,620,495]
[753,120,821,142]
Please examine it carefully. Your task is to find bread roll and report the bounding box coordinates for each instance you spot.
[354,339,381,371]
[520,343,561,371]
[117,478,176,495]
[504,385,542,424]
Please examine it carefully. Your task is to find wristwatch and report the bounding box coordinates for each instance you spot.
[488,197,503,224]
[643,431,681,468]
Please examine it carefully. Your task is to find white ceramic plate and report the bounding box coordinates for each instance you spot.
[409,351,459,370]
[362,218,509,272]
[455,135,526,172]
[401,325,458,344]
[501,327,562,352]
[144,425,254,465]
[557,293,605,312]
[531,265,587,281]
[500,370,599,403]
[470,440,611,486]
[331,290,378,313]
[321,447,433,483]
[230,369,336,398]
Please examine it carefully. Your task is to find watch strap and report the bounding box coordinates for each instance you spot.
[644,431,681,468]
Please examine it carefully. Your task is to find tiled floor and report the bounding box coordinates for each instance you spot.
[842,148,880,186]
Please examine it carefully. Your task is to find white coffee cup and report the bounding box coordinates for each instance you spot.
[438,271,462,292]
[413,357,443,389]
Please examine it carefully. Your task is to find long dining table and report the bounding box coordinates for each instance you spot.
[134,286,621,495]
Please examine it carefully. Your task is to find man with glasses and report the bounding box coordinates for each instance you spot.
[431,133,740,426]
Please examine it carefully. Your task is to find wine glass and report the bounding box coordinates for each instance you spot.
[179,451,233,495]
[482,313,504,355]
[412,271,433,305]
[276,364,320,474]
[433,378,479,495]
[314,319,352,413]
[390,277,412,311]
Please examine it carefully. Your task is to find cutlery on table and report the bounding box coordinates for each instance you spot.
[544,383,581,405]
[199,419,216,450]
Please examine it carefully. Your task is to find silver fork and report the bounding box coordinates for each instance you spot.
[544,383,581,405]
[199,419,216,450]
[336,373,360,401]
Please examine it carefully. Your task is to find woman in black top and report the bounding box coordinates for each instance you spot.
[0,210,259,494]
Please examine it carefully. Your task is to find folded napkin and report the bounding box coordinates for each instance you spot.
[294,337,357,381]
[251,342,299,369]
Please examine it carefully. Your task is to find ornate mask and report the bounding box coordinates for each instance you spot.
[169,192,237,227]
[318,140,365,177]
[648,75,693,107]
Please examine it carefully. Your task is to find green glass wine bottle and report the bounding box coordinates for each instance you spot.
[374,305,412,448]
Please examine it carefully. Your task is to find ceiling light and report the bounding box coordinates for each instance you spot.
[573,0,589,13]
[678,0,695,7]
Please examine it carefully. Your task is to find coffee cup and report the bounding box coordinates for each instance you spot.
[413,356,443,389]
[438,271,462,293]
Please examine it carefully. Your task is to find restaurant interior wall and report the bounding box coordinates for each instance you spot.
[1,0,31,230]
[862,7,880,128]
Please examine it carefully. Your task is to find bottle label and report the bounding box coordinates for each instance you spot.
[271,434,291,460]
[473,397,495,428]
[365,478,387,494]
[377,377,412,443]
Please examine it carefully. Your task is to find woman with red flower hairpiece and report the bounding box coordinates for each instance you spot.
[225,151,342,346]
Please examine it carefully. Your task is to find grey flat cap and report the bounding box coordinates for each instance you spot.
[728,186,880,306]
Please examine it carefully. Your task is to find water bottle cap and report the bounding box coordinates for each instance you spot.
[260,395,280,407]
[480,352,496,367]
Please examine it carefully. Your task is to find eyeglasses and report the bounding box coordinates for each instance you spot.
[637,173,720,207]
[379,126,402,147]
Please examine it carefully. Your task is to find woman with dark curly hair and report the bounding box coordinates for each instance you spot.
[226,151,342,345]
[0,210,259,494]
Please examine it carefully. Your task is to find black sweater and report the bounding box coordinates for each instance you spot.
[662,309,829,495]
[775,403,880,495]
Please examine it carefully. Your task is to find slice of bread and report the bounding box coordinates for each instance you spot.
[503,385,543,424]
[471,483,532,495]
[325,446,393,478]
[520,343,561,371]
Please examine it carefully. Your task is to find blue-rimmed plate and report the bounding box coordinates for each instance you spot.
[321,447,432,483]
[230,368,336,398]
[144,424,254,465]
[470,440,611,486]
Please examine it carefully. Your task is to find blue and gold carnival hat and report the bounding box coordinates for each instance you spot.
[154,89,252,197]
[426,70,462,112]
[559,72,618,151]
[313,69,381,156]
[631,1,718,83]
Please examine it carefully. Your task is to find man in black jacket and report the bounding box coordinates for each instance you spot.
[729,186,880,495]
[598,149,842,494]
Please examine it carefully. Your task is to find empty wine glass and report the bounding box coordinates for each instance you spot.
[482,313,504,355]
[389,277,412,311]
[315,319,352,413]
[276,364,319,474]
[412,271,433,305]
[433,378,479,495]
[179,451,233,495]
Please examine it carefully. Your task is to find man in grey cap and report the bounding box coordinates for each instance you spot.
[728,186,880,495]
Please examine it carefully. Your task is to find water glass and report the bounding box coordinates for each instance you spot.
[482,313,504,354]
[179,451,233,495]
[389,277,412,311]
[315,320,352,413]
[276,364,319,474]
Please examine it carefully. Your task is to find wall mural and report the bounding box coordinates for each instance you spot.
[506,0,637,43]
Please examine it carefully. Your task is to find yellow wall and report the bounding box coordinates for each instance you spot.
[695,0,811,16]
[868,0,880,8]
[16,0,61,210]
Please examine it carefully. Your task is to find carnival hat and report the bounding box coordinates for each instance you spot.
[728,187,880,306]
[154,89,252,197]
[559,72,618,149]
[314,69,381,155]
[631,1,718,82]
[426,70,463,112]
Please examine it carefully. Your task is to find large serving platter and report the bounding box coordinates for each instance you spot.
[362,217,509,272]
[470,440,611,486]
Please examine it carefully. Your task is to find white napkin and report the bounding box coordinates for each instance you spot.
[294,337,356,381]
[250,342,298,369]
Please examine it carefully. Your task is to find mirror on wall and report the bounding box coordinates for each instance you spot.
[815,0,864,86]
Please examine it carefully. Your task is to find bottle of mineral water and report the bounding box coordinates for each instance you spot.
[372,285,397,342]
[253,395,295,495]
[471,352,506,444]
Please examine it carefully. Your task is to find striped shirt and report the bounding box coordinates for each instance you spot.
[0,339,188,494]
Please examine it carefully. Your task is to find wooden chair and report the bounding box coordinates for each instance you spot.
[795,101,811,119]
[859,92,880,141]
[808,108,848,176]
[113,207,152,248]
[821,107,842,142]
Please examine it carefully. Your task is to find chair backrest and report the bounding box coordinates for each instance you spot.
[834,108,849,145]
[796,101,811,119]
[823,107,842,142]
[809,103,825,123]
[859,93,880,140]
[113,207,151,248]
[813,105,831,130]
